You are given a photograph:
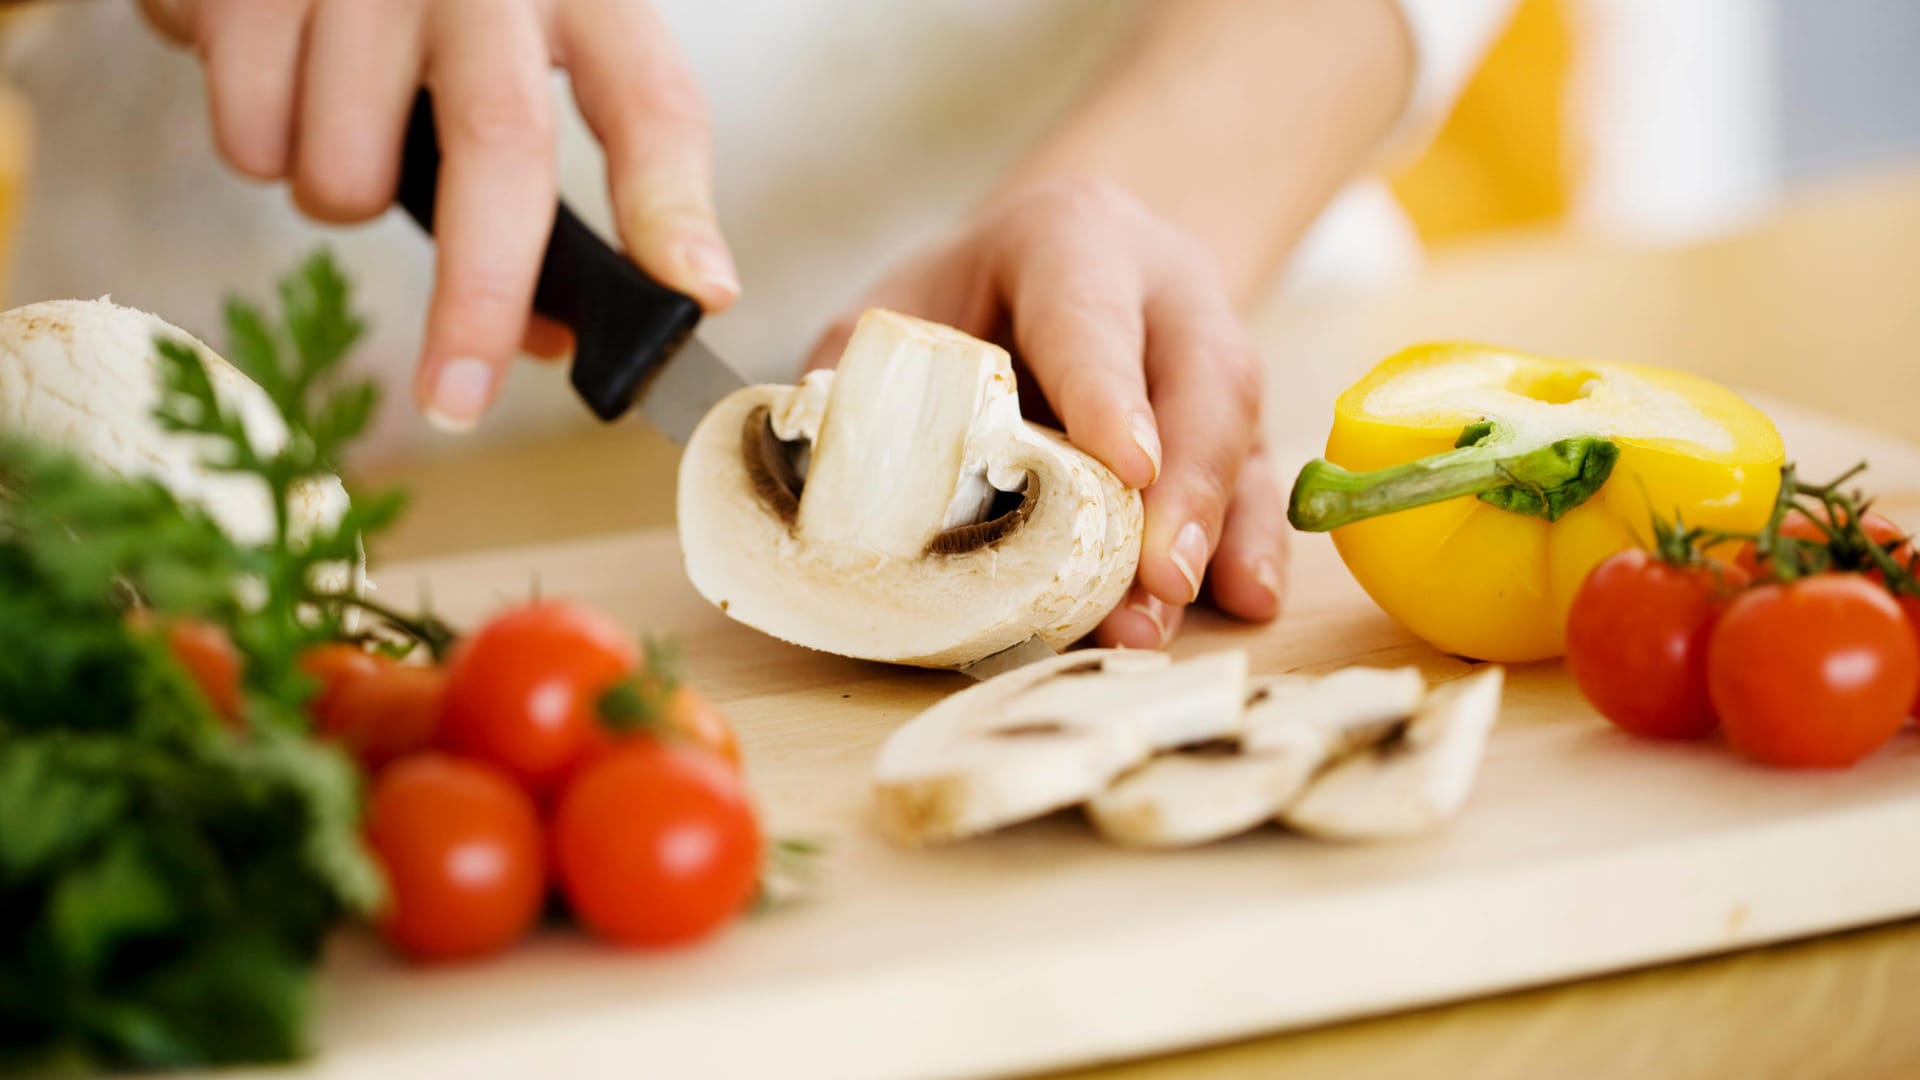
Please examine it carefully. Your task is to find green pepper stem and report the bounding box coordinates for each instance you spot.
[1288,428,1620,532]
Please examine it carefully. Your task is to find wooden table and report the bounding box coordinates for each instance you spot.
[365,168,1920,1080]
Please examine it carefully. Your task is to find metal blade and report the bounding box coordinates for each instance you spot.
[639,336,752,447]
[957,634,1060,682]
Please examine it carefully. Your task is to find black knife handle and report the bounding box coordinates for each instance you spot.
[396,90,702,422]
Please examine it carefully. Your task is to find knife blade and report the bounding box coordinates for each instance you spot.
[956,634,1060,682]
[394,91,747,442]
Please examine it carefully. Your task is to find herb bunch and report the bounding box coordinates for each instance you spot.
[0,252,398,1073]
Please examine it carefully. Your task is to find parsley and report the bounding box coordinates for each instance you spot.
[0,251,397,1073]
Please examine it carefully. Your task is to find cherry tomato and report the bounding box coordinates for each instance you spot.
[299,642,384,724]
[1567,549,1749,740]
[585,683,743,771]
[366,753,545,962]
[1904,594,1920,718]
[1734,506,1910,580]
[658,687,741,767]
[162,618,245,725]
[553,740,761,947]
[439,601,639,792]
[1707,575,1920,768]
[323,663,447,772]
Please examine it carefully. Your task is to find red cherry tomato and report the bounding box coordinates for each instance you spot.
[162,618,245,725]
[585,684,744,772]
[438,601,639,792]
[365,754,545,962]
[553,740,761,947]
[659,687,741,767]
[1567,549,1749,740]
[1707,575,1920,768]
[323,663,447,772]
[299,642,385,724]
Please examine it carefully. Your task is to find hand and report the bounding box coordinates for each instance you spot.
[805,178,1289,648]
[140,0,739,431]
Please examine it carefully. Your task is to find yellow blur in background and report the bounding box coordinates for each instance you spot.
[1394,0,1576,244]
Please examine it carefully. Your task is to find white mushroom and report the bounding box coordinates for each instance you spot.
[677,309,1143,669]
[0,298,351,551]
[1281,666,1505,841]
[1088,666,1426,849]
[873,649,1248,846]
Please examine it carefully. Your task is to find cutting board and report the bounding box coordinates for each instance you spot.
[241,400,1920,1080]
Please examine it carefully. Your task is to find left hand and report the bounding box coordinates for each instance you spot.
[804,177,1289,649]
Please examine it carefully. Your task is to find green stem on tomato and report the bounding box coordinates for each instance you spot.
[1287,420,1620,532]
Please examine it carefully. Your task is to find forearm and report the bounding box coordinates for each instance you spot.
[989,0,1415,306]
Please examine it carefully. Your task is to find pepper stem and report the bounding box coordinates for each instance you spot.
[1288,422,1620,532]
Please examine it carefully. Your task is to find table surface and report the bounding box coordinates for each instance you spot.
[364,168,1920,1080]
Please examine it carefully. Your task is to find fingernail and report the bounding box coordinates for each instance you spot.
[676,235,740,304]
[1126,597,1169,647]
[1255,557,1283,606]
[1168,521,1207,603]
[1127,411,1162,486]
[424,357,494,433]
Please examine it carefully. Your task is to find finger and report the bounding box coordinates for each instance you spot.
[1134,277,1263,607]
[997,230,1160,490]
[414,0,556,431]
[1206,443,1289,620]
[138,0,197,45]
[291,0,423,222]
[195,0,310,179]
[1092,585,1186,650]
[522,316,575,361]
[558,0,738,312]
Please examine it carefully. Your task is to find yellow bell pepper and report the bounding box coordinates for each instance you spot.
[1288,343,1785,663]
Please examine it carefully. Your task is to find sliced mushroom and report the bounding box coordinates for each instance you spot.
[678,309,1143,669]
[1088,666,1426,849]
[873,648,1248,846]
[1281,666,1505,841]
[0,299,361,597]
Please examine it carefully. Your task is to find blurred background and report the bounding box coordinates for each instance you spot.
[0,0,1909,472]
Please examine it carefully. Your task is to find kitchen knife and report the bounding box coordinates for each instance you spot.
[956,634,1060,682]
[395,91,747,444]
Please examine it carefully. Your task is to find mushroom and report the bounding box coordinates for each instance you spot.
[1281,666,1505,841]
[677,309,1143,668]
[0,298,360,594]
[1087,666,1427,848]
[873,648,1249,846]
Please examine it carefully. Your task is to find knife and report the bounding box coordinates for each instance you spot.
[394,91,746,444]
[398,91,1061,680]
[957,635,1060,681]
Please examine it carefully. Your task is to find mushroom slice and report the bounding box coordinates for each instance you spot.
[1281,666,1505,841]
[678,309,1143,669]
[1088,666,1426,849]
[873,648,1248,846]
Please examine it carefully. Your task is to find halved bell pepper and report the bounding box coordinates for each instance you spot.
[1289,343,1785,663]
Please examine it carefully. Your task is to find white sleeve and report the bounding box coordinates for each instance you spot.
[1375,0,1522,167]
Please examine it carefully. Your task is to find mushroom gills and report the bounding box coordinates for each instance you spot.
[873,648,1249,846]
[1281,666,1505,841]
[1088,666,1426,849]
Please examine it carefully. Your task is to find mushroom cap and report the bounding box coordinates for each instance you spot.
[0,298,360,591]
[677,376,1142,669]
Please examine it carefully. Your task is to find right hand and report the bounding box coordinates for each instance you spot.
[139,0,739,431]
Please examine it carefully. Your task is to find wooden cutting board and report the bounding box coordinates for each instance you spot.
[233,400,1920,1080]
